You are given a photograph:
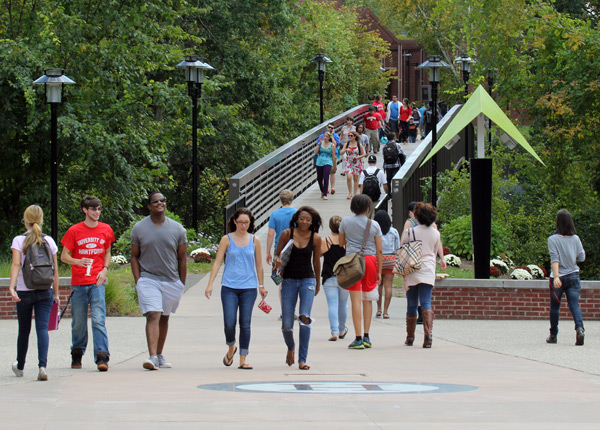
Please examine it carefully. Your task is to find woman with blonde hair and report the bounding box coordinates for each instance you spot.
[8,205,60,380]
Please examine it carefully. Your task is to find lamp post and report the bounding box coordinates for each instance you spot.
[177,55,214,233]
[417,55,451,205]
[402,50,412,100]
[32,69,75,242]
[454,53,475,163]
[310,53,332,124]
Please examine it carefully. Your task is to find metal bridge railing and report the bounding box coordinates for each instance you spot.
[390,104,474,231]
[226,105,370,233]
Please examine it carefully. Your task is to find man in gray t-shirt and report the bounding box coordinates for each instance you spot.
[131,192,187,371]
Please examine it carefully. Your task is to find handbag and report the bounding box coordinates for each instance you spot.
[333,220,372,289]
[394,227,422,276]
[257,300,272,314]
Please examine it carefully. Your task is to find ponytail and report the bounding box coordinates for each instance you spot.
[22,205,45,253]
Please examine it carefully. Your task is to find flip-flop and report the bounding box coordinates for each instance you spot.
[299,362,310,370]
[376,311,382,318]
[328,335,338,341]
[331,188,336,195]
[383,313,390,319]
[238,363,253,370]
[223,346,237,367]
[339,326,348,339]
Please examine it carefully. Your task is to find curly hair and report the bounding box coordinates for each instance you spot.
[414,202,437,227]
[228,208,255,233]
[289,206,322,232]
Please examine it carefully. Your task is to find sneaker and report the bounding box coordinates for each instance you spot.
[157,355,172,368]
[546,334,557,344]
[348,339,365,350]
[143,356,159,371]
[96,351,109,372]
[576,327,585,346]
[71,348,83,369]
[12,361,23,377]
[363,336,372,348]
[38,367,48,381]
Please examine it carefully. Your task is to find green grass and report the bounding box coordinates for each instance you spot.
[392,263,475,295]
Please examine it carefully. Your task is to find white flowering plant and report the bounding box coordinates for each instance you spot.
[510,268,533,280]
[111,255,128,265]
[527,265,545,279]
[495,254,515,271]
[444,254,461,267]
[190,247,211,263]
[490,259,509,274]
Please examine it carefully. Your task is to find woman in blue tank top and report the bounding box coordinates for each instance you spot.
[206,208,267,369]
[275,206,322,370]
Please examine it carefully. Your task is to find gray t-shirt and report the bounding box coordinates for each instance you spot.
[131,216,187,282]
[339,215,382,256]
[548,233,585,277]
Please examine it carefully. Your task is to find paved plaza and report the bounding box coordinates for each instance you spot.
[2,141,600,428]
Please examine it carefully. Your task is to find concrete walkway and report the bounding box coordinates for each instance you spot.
[2,140,600,428]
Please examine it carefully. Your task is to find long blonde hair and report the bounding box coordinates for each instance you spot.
[22,205,45,253]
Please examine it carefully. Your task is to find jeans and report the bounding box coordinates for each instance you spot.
[71,283,109,362]
[221,286,257,356]
[15,289,54,369]
[323,277,349,335]
[549,273,584,335]
[281,278,315,363]
[406,283,433,316]
[316,164,332,196]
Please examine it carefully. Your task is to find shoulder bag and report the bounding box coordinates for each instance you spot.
[394,227,422,276]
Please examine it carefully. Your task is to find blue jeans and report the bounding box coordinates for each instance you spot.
[221,286,257,356]
[549,273,584,335]
[70,283,109,362]
[15,289,54,369]
[323,277,349,335]
[281,278,315,363]
[406,283,433,316]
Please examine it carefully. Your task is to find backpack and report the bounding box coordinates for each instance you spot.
[362,168,381,201]
[383,141,400,164]
[425,109,433,126]
[21,234,55,290]
[412,108,420,122]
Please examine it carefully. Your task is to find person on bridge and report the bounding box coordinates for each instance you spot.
[341,131,367,200]
[356,123,370,154]
[399,98,412,144]
[205,208,267,369]
[401,202,446,348]
[374,210,400,320]
[275,206,322,370]
[359,155,388,217]
[319,123,341,193]
[546,209,586,346]
[339,195,383,349]
[314,131,336,200]
[386,95,401,141]
[363,105,383,153]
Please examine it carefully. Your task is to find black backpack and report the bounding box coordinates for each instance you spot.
[362,168,381,201]
[412,108,420,122]
[21,234,55,290]
[425,109,434,126]
[383,140,400,164]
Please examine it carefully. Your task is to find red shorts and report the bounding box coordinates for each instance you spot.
[348,255,378,292]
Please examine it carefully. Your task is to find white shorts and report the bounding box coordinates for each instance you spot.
[136,277,185,316]
[362,287,379,302]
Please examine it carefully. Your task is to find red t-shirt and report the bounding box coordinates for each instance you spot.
[61,222,115,285]
[400,105,412,122]
[372,101,386,120]
[363,111,382,130]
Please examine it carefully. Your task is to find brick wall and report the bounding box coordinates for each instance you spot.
[0,278,74,319]
[432,279,600,320]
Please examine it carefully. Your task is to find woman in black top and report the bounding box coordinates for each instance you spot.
[275,206,322,370]
[320,216,349,341]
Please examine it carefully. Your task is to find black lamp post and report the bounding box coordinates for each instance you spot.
[454,53,475,163]
[177,55,214,233]
[310,53,332,124]
[417,55,451,205]
[402,50,412,100]
[32,69,75,242]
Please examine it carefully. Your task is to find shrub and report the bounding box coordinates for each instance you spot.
[511,268,533,280]
[490,259,509,274]
[574,207,600,280]
[444,254,461,267]
[490,266,502,277]
[440,215,509,260]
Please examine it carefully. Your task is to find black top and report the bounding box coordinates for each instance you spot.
[283,229,315,279]
[321,237,346,283]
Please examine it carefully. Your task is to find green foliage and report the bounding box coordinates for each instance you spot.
[441,215,509,260]
[574,207,600,280]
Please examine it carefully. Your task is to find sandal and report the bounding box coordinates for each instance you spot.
[238,363,253,370]
[328,335,338,342]
[331,188,336,195]
[376,310,382,318]
[222,347,237,367]
[299,362,310,370]
[339,326,348,339]
[286,350,295,366]
[346,194,352,200]
[383,313,390,319]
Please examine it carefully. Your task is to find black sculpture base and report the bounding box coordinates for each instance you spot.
[470,158,492,279]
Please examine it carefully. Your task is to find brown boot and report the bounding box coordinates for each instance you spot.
[405,315,417,346]
[422,309,434,348]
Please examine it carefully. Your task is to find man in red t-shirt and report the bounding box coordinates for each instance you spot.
[363,105,383,153]
[61,195,115,371]
[372,95,387,141]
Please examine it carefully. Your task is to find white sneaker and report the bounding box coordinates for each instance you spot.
[157,355,172,368]
[143,356,159,370]
[38,367,48,381]
[12,361,23,377]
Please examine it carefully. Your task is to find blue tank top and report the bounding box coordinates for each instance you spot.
[221,234,258,289]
